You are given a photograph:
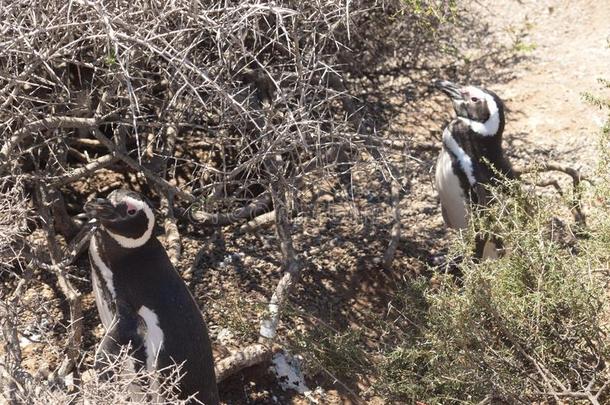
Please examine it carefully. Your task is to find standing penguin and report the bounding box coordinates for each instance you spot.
[434,80,515,259]
[85,189,219,404]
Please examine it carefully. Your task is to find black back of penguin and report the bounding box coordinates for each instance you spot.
[87,190,219,404]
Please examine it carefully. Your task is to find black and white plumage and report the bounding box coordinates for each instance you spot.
[434,80,515,258]
[85,189,219,404]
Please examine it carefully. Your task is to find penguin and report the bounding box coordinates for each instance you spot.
[84,189,219,404]
[434,80,515,259]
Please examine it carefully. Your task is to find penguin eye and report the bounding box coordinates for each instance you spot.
[126,204,138,216]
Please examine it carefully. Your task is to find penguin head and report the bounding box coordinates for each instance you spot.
[85,189,155,248]
[434,80,505,137]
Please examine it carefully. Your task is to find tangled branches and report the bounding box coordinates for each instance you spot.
[0,0,461,401]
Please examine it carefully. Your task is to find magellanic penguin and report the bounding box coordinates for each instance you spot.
[434,80,515,259]
[85,189,219,404]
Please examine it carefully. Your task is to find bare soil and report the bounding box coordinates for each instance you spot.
[199,1,610,402]
[476,0,610,168]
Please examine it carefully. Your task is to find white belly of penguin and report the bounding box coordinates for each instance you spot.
[138,306,164,372]
[435,150,469,229]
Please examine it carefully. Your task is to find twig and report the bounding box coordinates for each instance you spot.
[67,137,104,148]
[189,193,272,227]
[34,183,83,378]
[515,163,587,226]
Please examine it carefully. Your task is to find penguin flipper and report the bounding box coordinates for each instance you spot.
[95,301,146,379]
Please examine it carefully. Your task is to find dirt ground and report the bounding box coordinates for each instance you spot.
[476,0,610,168]
[206,1,610,402]
[11,1,610,404]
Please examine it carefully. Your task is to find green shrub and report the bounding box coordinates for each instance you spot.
[378,81,610,404]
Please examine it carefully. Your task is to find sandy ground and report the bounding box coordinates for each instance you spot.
[476,0,610,168]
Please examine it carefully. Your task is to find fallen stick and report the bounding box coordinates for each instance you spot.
[238,210,276,233]
[189,193,272,226]
[214,343,276,383]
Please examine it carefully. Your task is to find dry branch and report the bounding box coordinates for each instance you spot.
[34,183,83,377]
[155,116,182,266]
[259,168,301,341]
[238,211,276,233]
[189,194,273,227]
[214,343,276,383]
[515,162,588,226]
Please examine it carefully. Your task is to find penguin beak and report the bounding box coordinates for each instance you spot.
[434,80,463,101]
[84,198,120,221]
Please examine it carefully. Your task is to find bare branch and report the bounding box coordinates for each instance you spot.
[34,183,83,377]
[189,194,272,227]
[215,343,277,383]
[91,128,197,203]
[1,116,98,169]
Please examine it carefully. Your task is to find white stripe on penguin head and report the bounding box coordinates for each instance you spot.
[459,86,500,136]
[103,196,155,249]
